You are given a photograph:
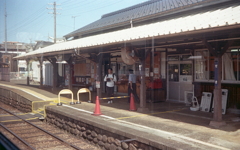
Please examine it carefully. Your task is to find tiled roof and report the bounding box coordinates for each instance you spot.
[64,0,226,39]
[16,4,240,59]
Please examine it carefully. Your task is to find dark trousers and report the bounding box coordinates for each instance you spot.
[128,83,140,102]
[106,86,114,99]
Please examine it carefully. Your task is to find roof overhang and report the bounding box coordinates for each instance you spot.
[14,5,240,60]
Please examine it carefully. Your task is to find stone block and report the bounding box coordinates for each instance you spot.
[129,143,137,150]
[102,135,108,142]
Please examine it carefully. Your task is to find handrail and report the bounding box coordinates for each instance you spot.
[57,89,74,106]
[77,88,91,103]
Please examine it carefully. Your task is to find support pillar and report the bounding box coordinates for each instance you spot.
[26,59,30,86]
[209,56,226,128]
[150,37,155,102]
[38,57,43,88]
[96,54,103,98]
[204,40,233,128]
[67,58,73,91]
[137,49,149,112]
[48,58,58,92]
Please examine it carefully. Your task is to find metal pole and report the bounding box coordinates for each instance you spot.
[4,0,7,53]
[17,44,19,79]
[54,1,56,43]
[72,16,76,30]
[26,59,30,85]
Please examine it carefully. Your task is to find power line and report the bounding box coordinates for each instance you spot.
[61,0,95,9]
[6,14,52,41]
[47,1,61,43]
[2,10,47,35]
[62,0,124,16]
[6,5,46,32]
[0,7,47,35]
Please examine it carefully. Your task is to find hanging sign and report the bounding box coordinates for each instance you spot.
[96,81,100,88]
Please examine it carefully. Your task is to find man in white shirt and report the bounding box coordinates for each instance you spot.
[104,68,117,103]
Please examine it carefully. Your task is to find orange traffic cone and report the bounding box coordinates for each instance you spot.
[129,93,136,111]
[93,96,102,116]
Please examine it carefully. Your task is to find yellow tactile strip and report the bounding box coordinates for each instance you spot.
[0,83,79,105]
[0,83,51,101]
[0,83,81,119]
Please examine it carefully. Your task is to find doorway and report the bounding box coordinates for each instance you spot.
[167,61,193,102]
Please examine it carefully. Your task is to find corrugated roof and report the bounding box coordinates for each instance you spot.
[15,4,240,60]
[64,0,226,39]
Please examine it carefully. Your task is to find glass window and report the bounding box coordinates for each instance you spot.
[195,48,240,82]
[168,56,179,61]
[223,49,238,81]
[180,64,192,75]
[195,50,209,80]
[181,55,192,61]
[168,64,179,82]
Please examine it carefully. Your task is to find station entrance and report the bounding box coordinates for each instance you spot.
[167,55,193,102]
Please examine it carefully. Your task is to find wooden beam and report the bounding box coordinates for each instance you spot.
[37,57,43,89]
[96,53,103,98]
[150,37,155,102]
[50,58,58,92]
[202,39,217,56]
[137,48,149,112]
[26,59,30,86]
[207,40,234,128]
[67,57,73,91]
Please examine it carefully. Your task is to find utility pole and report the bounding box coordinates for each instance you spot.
[47,2,60,44]
[4,0,7,53]
[72,16,76,30]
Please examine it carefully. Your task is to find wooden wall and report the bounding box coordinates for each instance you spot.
[194,82,240,109]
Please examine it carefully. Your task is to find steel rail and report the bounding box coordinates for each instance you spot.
[0,125,35,150]
[0,106,82,150]
[100,95,129,100]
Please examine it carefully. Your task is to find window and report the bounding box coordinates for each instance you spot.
[195,48,240,82]
[232,49,240,80]
[180,64,192,75]
[168,55,179,61]
[195,50,209,80]
[223,49,239,81]
[168,64,179,82]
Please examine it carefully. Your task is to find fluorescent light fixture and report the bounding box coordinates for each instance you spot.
[188,56,202,59]
[231,49,238,52]
[56,61,67,64]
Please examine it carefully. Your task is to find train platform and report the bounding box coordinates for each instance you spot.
[0,80,240,150]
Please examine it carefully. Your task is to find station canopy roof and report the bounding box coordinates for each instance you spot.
[64,0,211,39]
[15,4,240,60]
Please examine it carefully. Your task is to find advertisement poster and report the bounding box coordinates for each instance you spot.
[145,68,149,77]
[154,68,159,74]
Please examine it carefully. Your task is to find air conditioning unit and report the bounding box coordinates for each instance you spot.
[184,91,193,105]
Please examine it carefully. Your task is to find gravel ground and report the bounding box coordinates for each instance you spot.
[0,101,100,150]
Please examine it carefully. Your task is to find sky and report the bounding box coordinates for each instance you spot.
[0,0,146,43]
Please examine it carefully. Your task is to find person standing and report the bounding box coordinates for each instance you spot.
[128,69,140,103]
[104,68,116,103]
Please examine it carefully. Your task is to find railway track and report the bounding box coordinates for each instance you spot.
[0,105,99,150]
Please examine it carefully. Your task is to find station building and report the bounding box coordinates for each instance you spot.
[15,0,240,126]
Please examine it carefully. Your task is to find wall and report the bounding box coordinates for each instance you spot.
[45,109,162,150]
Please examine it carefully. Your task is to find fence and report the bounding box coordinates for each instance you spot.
[10,72,28,80]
